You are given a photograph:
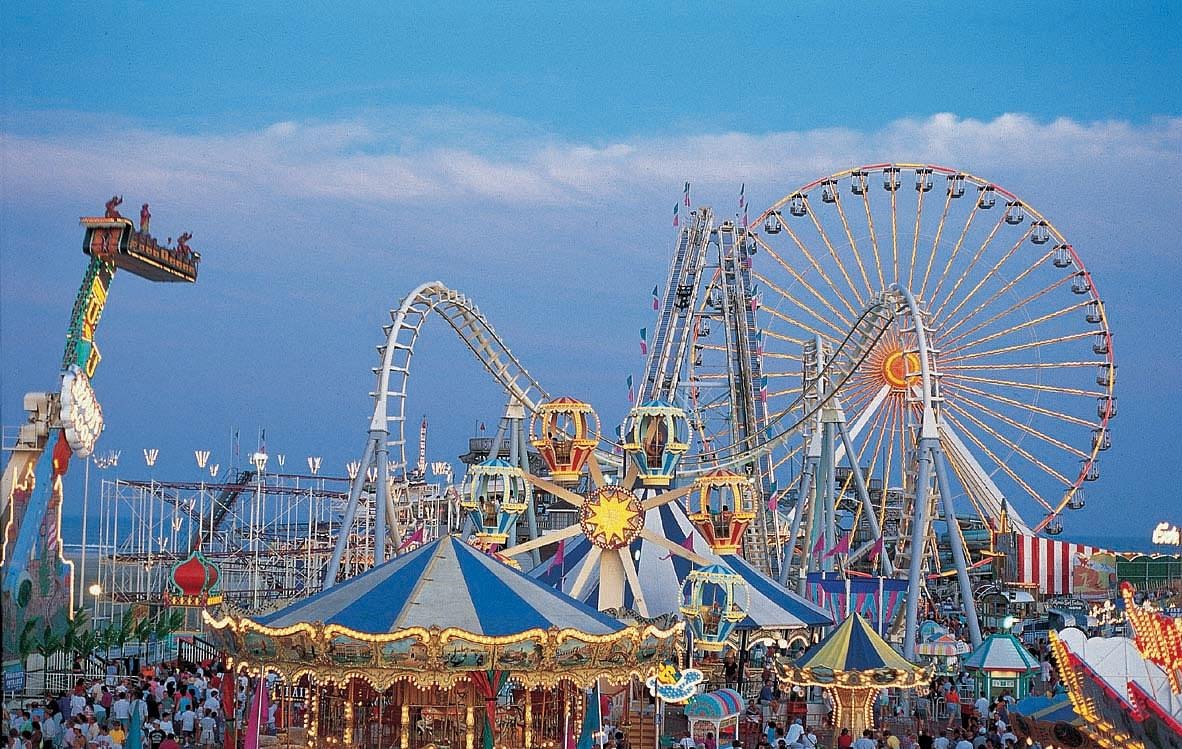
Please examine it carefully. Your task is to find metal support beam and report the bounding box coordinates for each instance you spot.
[324,436,376,589]
[903,437,936,661]
[934,446,983,647]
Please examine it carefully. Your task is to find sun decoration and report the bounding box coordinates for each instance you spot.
[579,485,644,550]
[880,348,921,390]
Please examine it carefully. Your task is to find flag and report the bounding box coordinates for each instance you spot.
[397,525,425,552]
[683,181,691,207]
[755,330,764,356]
[811,534,825,557]
[639,327,648,356]
[660,534,695,561]
[739,183,746,209]
[766,484,780,513]
[651,284,660,310]
[749,290,761,312]
[673,203,679,227]
[479,421,486,433]
[626,374,634,404]
[548,539,566,572]
[824,533,851,560]
[865,536,884,559]
[759,375,768,403]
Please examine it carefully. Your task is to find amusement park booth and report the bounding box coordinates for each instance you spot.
[684,689,745,748]
[962,632,1040,700]
[206,535,682,749]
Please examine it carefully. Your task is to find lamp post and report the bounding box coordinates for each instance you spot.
[195,450,211,551]
[84,450,120,609]
[250,451,268,608]
[143,448,159,597]
[306,457,321,592]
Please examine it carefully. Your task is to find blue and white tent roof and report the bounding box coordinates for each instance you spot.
[527,500,831,629]
[258,535,623,637]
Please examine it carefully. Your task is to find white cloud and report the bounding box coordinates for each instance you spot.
[3,112,1179,213]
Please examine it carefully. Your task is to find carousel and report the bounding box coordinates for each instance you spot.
[773,613,929,737]
[205,535,682,749]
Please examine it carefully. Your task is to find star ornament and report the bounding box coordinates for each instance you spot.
[579,485,643,550]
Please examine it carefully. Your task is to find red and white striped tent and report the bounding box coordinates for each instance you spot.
[1014,534,1112,596]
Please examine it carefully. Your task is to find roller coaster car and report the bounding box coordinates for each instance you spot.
[81,217,199,283]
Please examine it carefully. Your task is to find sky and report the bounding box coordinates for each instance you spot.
[1,2,1180,547]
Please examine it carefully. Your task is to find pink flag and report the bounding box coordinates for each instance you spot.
[397,525,425,552]
[640,328,648,356]
[767,490,780,513]
[548,539,566,571]
[867,535,885,562]
[823,533,851,560]
[652,285,660,311]
[660,534,695,561]
[683,181,691,207]
[673,203,680,227]
[811,534,825,557]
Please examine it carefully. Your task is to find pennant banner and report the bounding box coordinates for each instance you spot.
[652,284,660,311]
[639,327,648,356]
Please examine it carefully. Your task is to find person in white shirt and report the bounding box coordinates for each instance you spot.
[933,730,950,749]
[677,732,696,749]
[69,692,86,719]
[954,734,973,749]
[180,708,198,738]
[198,711,216,747]
[202,691,220,716]
[112,694,131,726]
[974,697,988,718]
[785,719,804,747]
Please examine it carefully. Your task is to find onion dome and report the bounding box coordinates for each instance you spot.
[166,549,222,606]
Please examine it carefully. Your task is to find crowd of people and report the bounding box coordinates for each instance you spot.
[2,659,263,749]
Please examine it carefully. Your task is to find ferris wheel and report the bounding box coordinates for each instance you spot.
[709,163,1116,543]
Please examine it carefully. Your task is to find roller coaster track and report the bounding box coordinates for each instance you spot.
[369,282,904,479]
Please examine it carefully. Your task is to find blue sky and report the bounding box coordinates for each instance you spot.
[1,2,1180,544]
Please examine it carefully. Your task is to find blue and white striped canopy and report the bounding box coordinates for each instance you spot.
[528,501,831,629]
[258,535,624,636]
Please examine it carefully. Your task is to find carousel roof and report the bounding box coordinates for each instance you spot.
[258,534,624,636]
[796,612,922,673]
[529,501,831,628]
[963,632,1039,672]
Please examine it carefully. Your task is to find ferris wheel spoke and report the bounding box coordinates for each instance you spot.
[828,188,877,297]
[939,257,1061,343]
[762,328,808,348]
[763,305,841,345]
[942,330,1095,364]
[890,183,900,285]
[943,373,1102,399]
[940,273,1074,350]
[907,179,929,291]
[942,360,1099,371]
[928,201,982,312]
[918,188,956,300]
[935,227,1034,332]
[943,400,1073,486]
[943,447,998,528]
[946,381,1095,428]
[931,211,1010,321]
[752,268,853,332]
[946,389,1089,459]
[801,196,866,308]
[942,300,1092,357]
[762,351,803,361]
[758,229,858,322]
[941,410,1052,513]
[859,187,887,291]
